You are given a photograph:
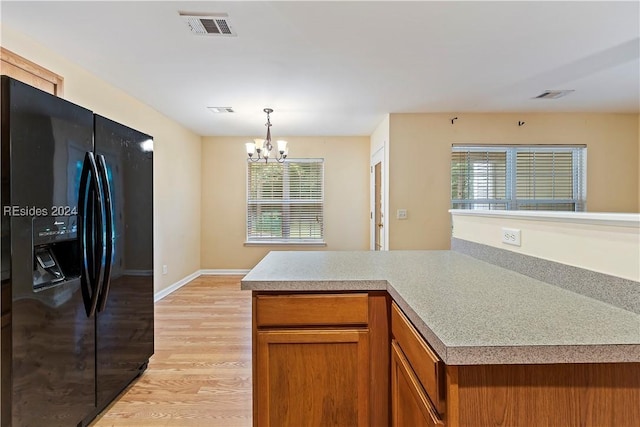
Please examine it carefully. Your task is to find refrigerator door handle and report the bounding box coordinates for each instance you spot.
[96,154,114,312]
[78,151,104,317]
[78,153,92,316]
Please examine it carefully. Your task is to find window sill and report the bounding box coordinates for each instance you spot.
[244,241,327,247]
[449,209,640,228]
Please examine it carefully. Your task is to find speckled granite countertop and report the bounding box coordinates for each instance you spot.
[241,251,640,365]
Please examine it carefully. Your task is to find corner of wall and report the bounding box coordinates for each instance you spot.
[370,114,390,155]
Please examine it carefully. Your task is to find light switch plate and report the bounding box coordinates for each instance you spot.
[397,209,407,220]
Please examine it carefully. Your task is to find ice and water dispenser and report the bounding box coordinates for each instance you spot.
[32,216,80,290]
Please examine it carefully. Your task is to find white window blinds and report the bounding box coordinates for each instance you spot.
[451,149,508,210]
[451,145,586,211]
[515,147,586,211]
[247,159,324,243]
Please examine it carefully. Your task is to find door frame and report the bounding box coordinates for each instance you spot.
[370,146,387,251]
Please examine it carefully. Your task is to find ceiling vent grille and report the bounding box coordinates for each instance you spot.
[179,12,236,37]
[207,107,234,114]
[533,90,575,99]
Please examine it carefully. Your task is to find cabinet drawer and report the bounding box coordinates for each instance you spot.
[391,303,444,414]
[255,293,369,327]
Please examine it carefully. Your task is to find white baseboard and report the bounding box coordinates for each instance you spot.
[154,269,251,302]
[154,270,201,302]
[200,269,251,276]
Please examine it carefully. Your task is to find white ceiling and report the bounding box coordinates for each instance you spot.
[1,1,639,137]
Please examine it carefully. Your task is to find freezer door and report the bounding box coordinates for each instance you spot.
[93,115,154,409]
[1,76,96,427]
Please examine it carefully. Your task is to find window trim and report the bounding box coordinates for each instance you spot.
[245,158,325,245]
[243,240,327,247]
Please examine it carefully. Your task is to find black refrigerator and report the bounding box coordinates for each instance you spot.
[1,76,154,427]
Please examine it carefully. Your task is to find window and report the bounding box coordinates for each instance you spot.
[451,145,586,211]
[247,159,324,244]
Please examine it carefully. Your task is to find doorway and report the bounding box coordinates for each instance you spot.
[370,147,385,251]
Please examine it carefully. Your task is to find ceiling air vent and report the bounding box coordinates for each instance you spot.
[533,90,575,99]
[179,12,237,37]
[207,107,234,114]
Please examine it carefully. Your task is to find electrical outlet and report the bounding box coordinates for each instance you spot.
[162,265,168,275]
[501,228,521,246]
[397,209,408,220]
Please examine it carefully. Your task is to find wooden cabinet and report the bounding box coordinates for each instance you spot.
[252,293,640,427]
[252,292,389,427]
[256,293,369,327]
[256,329,369,427]
[391,341,443,427]
[391,303,444,414]
[391,303,444,427]
[0,47,64,96]
[446,363,640,427]
[390,304,640,427]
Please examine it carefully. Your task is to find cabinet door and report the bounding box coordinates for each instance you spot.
[256,329,370,427]
[1,47,65,96]
[391,341,444,427]
[391,303,444,414]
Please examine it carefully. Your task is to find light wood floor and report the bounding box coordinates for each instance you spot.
[91,276,252,427]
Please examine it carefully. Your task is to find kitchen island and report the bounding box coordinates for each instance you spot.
[242,250,640,427]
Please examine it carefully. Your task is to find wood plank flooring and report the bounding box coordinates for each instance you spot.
[91,276,252,427]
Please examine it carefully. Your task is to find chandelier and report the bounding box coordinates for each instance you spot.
[245,108,288,163]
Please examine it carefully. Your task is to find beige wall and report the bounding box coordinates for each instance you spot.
[3,24,639,274]
[388,113,640,250]
[371,114,389,156]
[451,211,640,281]
[1,25,202,294]
[201,136,370,269]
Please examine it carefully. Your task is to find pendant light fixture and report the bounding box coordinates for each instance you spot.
[246,108,288,163]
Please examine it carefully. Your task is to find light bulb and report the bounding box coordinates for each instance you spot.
[277,140,288,153]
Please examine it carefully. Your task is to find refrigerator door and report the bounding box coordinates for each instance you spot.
[93,115,154,410]
[1,76,96,427]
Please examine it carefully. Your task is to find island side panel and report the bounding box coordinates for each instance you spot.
[447,362,640,427]
[252,294,259,427]
[369,292,391,427]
